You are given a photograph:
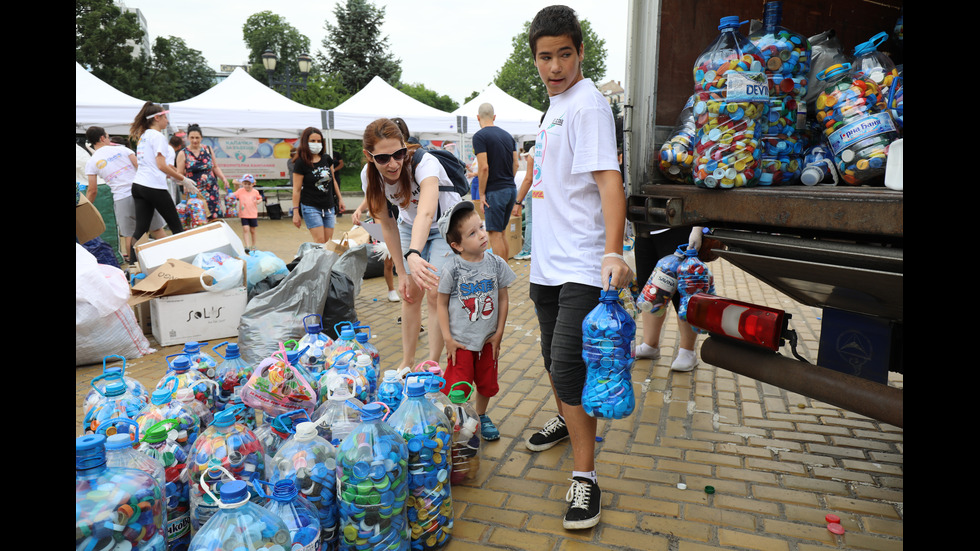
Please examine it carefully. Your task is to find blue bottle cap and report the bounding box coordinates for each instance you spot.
[211,407,238,427]
[171,357,191,371]
[405,382,426,397]
[104,433,133,450]
[183,341,202,353]
[104,381,127,397]
[76,434,107,470]
[220,480,249,504]
[225,343,240,358]
[151,387,173,406]
[361,403,384,421]
[718,16,741,30]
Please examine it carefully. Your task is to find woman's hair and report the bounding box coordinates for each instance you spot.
[362,118,419,218]
[85,126,107,146]
[390,117,410,141]
[528,5,582,56]
[129,101,166,144]
[169,134,185,150]
[186,124,203,137]
[294,127,325,168]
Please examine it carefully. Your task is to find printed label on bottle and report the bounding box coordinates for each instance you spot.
[167,511,190,540]
[725,72,769,102]
[651,268,677,294]
[827,112,896,155]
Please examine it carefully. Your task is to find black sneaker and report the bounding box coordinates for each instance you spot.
[563,477,601,530]
[525,416,569,451]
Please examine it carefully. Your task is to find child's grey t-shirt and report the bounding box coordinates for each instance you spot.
[438,251,517,351]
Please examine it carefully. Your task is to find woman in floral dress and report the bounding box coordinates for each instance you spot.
[176,123,229,220]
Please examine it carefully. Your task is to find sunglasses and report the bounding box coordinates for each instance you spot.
[369,147,408,165]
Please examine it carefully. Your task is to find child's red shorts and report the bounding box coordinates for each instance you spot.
[442,341,499,397]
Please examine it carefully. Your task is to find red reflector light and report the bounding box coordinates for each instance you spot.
[686,294,786,352]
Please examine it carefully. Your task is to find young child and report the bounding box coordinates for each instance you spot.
[436,201,516,440]
[231,174,263,251]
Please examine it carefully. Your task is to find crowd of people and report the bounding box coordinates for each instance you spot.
[80,4,708,533]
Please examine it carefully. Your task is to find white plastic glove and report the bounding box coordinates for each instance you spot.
[688,226,704,251]
[182,178,200,196]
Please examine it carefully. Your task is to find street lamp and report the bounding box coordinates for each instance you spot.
[261,49,312,99]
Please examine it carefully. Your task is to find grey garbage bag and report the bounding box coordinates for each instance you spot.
[237,245,338,366]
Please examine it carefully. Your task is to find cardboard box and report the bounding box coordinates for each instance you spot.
[135,221,245,274]
[76,194,106,243]
[150,287,247,346]
[503,215,523,259]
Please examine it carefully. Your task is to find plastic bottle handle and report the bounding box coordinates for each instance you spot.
[200,465,248,509]
[304,314,322,330]
[143,418,181,443]
[212,341,229,360]
[817,63,851,82]
[102,355,127,376]
[97,417,140,443]
[449,381,475,402]
[90,371,125,398]
[329,374,360,401]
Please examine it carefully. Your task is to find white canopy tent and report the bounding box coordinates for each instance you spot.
[453,83,543,141]
[167,68,327,138]
[326,76,462,141]
[75,62,148,136]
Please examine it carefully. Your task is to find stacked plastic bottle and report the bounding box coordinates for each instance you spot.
[84,370,148,437]
[636,244,686,315]
[336,402,410,551]
[324,322,365,369]
[255,410,309,473]
[188,479,293,551]
[387,382,454,549]
[175,386,214,430]
[76,434,167,551]
[658,95,698,184]
[581,283,637,419]
[137,376,202,450]
[813,63,898,185]
[179,194,208,229]
[312,373,365,446]
[139,419,194,551]
[102,420,166,493]
[354,325,381,400]
[888,66,903,133]
[692,16,770,188]
[267,421,339,549]
[176,341,219,381]
[223,193,240,219]
[295,314,336,378]
[377,368,410,414]
[83,355,150,418]
[188,460,233,535]
[447,382,481,486]
[749,0,810,185]
[186,404,265,525]
[318,350,371,406]
[212,341,253,414]
[851,32,900,107]
[255,479,323,551]
[676,248,716,326]
[409,370,457,429]
[800,144,839,186]
[241,344,318,419]
[161,354,217,416]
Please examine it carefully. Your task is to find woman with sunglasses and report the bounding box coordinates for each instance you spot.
[362,118,464,370]
[291,127,345,243]
[128,101,199,260]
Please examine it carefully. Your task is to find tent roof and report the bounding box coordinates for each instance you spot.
[453,83,543,140]
[167,68,326,138]
[75,62,147,136]
[327,76,461,140]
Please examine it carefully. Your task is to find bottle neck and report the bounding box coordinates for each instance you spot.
[763,1,782,32]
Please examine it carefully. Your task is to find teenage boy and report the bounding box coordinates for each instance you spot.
[522,4,632,530]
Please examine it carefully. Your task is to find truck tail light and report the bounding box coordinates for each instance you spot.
[686,293,788,352]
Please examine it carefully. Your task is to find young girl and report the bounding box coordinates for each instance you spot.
[231,174,263,251]
[361,118,464,371]
[291,127,345,243]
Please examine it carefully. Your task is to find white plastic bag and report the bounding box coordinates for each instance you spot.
[193,251,245,292]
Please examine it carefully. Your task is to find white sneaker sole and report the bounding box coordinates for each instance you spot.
[563,509,601,530]
[525,434,568,452]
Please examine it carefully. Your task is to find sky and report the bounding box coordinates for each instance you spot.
[116,0,629,105]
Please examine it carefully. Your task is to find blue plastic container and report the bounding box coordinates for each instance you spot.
[83,355,150,419]
[256,478,323,551]
[188,479,292,550]
[582,285,637,419]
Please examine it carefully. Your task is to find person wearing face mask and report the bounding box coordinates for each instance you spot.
[176,123,230,221]
[291,127,345,243]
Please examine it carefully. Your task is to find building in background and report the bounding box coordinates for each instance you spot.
[116,1,151,58]
[598,80,625,116]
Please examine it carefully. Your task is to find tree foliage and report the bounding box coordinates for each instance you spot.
[397,82,459,113]
[494,19,608,111]
[76,0,145,92]
[242,11,313,89]
[321,0,401,94]
[134,36,216,102]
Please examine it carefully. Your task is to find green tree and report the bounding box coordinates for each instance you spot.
[242,11,312,91]
[76,0,145,93]
[397,82,459,112]
[494,19,608,111]
[132,36,215,102]
[321,0,401,94]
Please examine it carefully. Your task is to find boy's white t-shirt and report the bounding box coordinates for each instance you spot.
[133,128,170,190]
[362,151,462,230]
[85,144,138,201]
[530,78,620,288]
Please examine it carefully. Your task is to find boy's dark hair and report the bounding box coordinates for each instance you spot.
[528,5,583,56]
[85,126,106,146]
[446,209,480,254]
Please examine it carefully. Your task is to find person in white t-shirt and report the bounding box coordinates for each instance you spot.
[521,5,631,532]
[361,118,463,371]
[128,102,200,261]
[84,126,167,262]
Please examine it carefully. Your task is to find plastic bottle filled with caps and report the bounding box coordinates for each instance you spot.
[312,375,365,447]
[581,283,637,420]
[323,322,366,371]
[211,341,254,414]
[658,95,698,184]
[102,419,167,494]
[692,16,770,188]
[83,355,149,419]
[294,314,336,378]
[676,249,716,328]
[336,402,410,551]
[376,368,410,414]
[240,344,318,419]
[354,324,381,400]
[176,341,219,382]
[267,421,339,549]
[139,418,194,551]
[137,376,202,451]
[386,383,454,550]
[636,244,686,316]
[256,478,323,551]
[84,370,149,437]
[76,434,167,551]
[318,350,371,406]
[254,409,309,472]
[814,63,898,185]
[160,354,217,415]
[447,382,481,486]
[187,479,292,551]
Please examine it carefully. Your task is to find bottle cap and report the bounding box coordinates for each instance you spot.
[827,522,845,535]
[406,382,426,397]
[220,480,248,504]
[105,433,134,450]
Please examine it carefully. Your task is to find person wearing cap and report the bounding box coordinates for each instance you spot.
[435,201,516,441]
[231,174,263,252]
[128,101,200,261]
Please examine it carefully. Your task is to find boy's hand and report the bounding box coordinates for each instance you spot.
[445,338,462,365]
[489,331,504,360]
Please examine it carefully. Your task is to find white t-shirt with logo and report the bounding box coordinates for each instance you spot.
[133,128,170,190]
[85,145,138,201]
[530,78,620,288]
[362,151,462,230]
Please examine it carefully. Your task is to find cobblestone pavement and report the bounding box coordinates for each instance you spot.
[76,216,903,550]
